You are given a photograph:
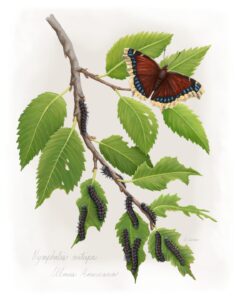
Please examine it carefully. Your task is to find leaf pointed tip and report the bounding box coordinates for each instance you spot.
[35,201,41,209]
[71,238,78,248]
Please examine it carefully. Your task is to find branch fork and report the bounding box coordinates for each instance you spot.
[46,14,154,230]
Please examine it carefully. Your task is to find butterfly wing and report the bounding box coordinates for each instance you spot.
[150,72,204,109]
[123,48,160,99]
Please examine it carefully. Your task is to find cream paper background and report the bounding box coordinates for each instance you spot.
[1,1,234,298]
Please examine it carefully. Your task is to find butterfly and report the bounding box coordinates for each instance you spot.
[123,48,204,109]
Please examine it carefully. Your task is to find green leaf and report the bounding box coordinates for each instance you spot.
[131,157,200,191]
[17,92,67,169]
[115,212,149,281]
[36,127,85,208]
[106,32,173,79]
[99,135,150,175]
[162,104,210,153]
[148,228,195,279]
[118,97,158,154]
[160,46,210,77]
[150,194,216,222]
[73,179,108,246]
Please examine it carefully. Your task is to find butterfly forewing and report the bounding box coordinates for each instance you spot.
[124,48,160,98]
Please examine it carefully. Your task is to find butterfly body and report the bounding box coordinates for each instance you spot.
[124,48,204,109]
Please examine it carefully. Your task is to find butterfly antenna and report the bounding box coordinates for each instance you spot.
[163,47,166,60]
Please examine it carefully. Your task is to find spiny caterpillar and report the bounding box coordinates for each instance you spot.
[87,185,105,221]
[164,238,185,266]
[79,100,88,135]
[125,196,139,228]
[77,206,87,241]
[131,238,141,274]
[101,166,126,188]
[122,229,132,264]
[140,203,156,225]
[155,232,165,262]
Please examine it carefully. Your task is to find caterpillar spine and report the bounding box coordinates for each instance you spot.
[87,185,105,221]
[155,232,165,262]
[79,100,88,135]
[164,238,185,266]
[131,238,141,274]
[125,196,139,228]
[77,206,87,241]
[101,166,126,188]
[122,229,132,263]
[140,202,156,225]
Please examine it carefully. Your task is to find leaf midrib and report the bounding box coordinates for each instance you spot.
[107,35,171,76]
[168,107,207,151]
[168,48,207,72]
[133,170,197,184]
[121,98,147,150]
[153,204,215,221]
[23,93,62,165]
[100,141,138,167]
[39,128,75,202]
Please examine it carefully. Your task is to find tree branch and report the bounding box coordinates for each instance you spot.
[76,67,131,91]
[46,14,154,230]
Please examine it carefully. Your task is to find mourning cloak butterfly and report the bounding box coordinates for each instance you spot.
[155,232,165,262]
[87,185,105,221]
[122,229,132,264]
[123,48,204,110]
[125,196,139,228]
[164,238,185,266]
[140,203,156,225]
[132,238,141,274]
[77,206,87,241]
[79,100,88,135]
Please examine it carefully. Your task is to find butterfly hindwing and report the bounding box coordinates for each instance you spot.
[151,72,204,109]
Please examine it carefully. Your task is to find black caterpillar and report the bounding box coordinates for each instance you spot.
[77,206,87,241]
[164,238,185,266]
[155,232,165,262]
[101,166,126,188]
[125,196,139,228]
[122,229,132,264]
[132,238,141,274]
[140,203,156,225]
[79,100,88,135]
[87,185,105,221]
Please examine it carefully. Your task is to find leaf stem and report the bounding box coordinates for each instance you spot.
[97,73,107,78]
[115,89,122,98]
[46,14,155,230]
[118,178,132,183]
[60,86,71,97]
[92,168,97,184]
[72,116,77,129]
[76,68,130,92]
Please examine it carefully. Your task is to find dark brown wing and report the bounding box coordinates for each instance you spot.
[151,72,204,108]
[124,48,160,98]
